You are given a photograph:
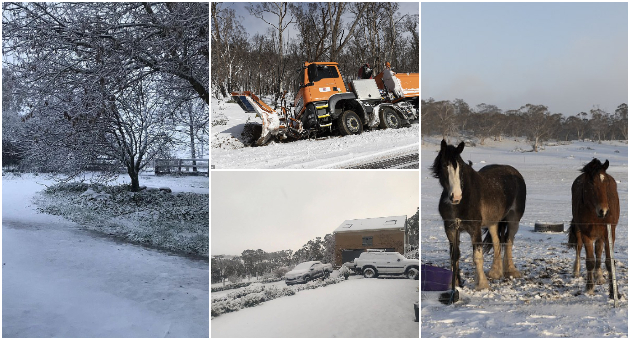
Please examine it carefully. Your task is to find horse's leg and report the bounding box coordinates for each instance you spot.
[604,232,618,299]
[504,218,522,278]
[445,226,462,288]
[584,237,596,295]
[487,223,503,279]
[594,238,606,284]
[573,227,582,278]
[472,231,490,291]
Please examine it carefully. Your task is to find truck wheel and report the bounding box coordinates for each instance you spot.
[379,107,401,129]
[363,267,378,278]
[406,267,419,280]
[338,110,363,136]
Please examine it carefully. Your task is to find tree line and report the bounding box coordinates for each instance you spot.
[211,208,419,284]
[422,98,628,151]
[211,2,419,103]
[2,2,209,190]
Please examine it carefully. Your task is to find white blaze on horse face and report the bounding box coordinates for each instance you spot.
[447,163,462,204]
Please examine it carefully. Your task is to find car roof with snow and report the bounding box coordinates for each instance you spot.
[333,215,407,233]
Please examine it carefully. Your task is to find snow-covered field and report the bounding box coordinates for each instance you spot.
[421,138,628,337]
[211,97,419,169]
[2,173,209,337]
[211,275,419,338]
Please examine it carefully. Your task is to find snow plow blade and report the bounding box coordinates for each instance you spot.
[231,91,281,146]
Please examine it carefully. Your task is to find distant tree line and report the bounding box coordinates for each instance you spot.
[422,98,628,151]
[211,2,419,103]
[211,208,419,284]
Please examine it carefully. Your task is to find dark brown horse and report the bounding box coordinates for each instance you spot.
[431,140,527,290]
[568,158,619,298]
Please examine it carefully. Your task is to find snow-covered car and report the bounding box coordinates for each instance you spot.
[285,261,332,285]
[353,251,419,279]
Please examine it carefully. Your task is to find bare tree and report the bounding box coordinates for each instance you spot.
[247,2,295,99]
[3,2,208,189]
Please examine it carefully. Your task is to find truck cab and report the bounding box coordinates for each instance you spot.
[291,61,418,138]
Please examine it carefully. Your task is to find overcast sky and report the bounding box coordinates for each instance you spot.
[221,1,419,42]
[422,2,628,115]
[211,171,418,256]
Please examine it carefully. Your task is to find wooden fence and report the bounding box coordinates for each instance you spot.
[154,158,209,176]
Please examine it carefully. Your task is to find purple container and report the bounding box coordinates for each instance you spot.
[421,264,452,291]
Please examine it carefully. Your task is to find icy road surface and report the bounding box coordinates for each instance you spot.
[211,98,419,169]
[2,175,209,338]
[211,277,419,338]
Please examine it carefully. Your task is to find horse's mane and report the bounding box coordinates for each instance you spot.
[580,158,607,177]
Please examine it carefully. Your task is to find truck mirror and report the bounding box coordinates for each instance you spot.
[307,64,318,82]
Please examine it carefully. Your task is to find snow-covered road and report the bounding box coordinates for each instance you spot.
[211,277,419,338]
[2,175,209,337]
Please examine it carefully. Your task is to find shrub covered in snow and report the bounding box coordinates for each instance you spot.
[211,277,343,318]
[36,182,209,257]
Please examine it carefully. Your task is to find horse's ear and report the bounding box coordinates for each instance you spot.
[441,139,447,151]
[456,142,465,154]
[603,160,609,170]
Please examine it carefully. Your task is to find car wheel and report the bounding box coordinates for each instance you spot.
[338,110,363,136]
[324,271,330,279]
[363,267,378,278]
[407,267,419,280]
[303,275,310,283]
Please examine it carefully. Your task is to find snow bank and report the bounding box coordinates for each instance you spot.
[211,277,418,338]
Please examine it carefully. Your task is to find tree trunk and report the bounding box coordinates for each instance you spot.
[128,167,140,192]
[189,112,197,172]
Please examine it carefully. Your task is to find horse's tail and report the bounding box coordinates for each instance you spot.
[567,221,577,250]
[482,221,507,254]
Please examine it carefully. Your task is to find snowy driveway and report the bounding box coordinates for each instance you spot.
[211,277,419,338]
[2,175,209,337]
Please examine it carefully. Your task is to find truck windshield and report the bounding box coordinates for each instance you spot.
[309,65,339,83]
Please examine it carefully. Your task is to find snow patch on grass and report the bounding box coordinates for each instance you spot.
[35,182,209,257]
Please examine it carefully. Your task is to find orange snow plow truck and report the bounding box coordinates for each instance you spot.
[232,61,419,146]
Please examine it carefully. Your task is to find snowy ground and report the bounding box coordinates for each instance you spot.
[421,137,628,337]
[211,275,419,338]
[211,97,419,169]
[2,173,209,337]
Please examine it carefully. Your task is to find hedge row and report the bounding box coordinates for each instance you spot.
[211,277,343,318]
[211,277,283,293]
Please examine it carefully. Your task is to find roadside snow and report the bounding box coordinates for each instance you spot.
[2,174,209,337]
[421,138,628,337]
[211,97,419,169]
[211,276,419,338]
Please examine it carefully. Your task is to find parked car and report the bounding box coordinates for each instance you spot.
[353,251,419,279]
[285,261,332,285]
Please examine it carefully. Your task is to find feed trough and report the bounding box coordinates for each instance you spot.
[534,221,564,232]
[421,264,452,291]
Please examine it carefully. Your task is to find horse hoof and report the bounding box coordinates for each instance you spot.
[487,269,502,280]
[505,270,522,279]
[475,281,490,291]
[596,277,606,285]
[585,289,595,296]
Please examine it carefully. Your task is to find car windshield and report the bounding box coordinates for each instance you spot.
[293,262,313,270]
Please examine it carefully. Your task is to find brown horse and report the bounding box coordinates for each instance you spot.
[568,158,620,298]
